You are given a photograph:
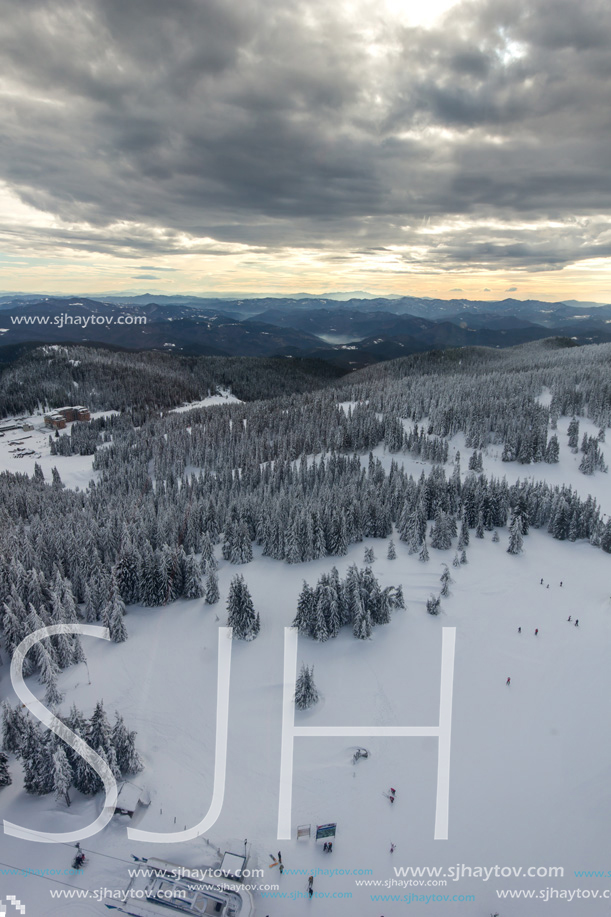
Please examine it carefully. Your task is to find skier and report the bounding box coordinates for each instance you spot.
[328,842,332,853]
[546,584,549,589]
[279,863,284,875]
[390,787,396,795]
[390,843,396,853]
[323,842,328,852]
[535,628,539,636]
[575,619,579,627]
[518,626,521,633]
[560,581,563,587]
[389,795,395,803]
[308,876,314,888]
[308,887,313,899]
[277,851,282,864]
[506,677,511,686]
[540,578,543,585]
[567,615,571,622]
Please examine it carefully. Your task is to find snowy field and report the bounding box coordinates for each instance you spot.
[0,411,610,916]
[168,391,242,413]
[0,412,108,489]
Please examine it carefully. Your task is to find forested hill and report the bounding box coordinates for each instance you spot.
[0,346,344,418]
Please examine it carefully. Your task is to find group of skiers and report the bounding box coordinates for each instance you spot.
[509,582,581,684]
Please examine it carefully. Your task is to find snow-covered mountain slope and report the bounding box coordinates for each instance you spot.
[1,342,610,916]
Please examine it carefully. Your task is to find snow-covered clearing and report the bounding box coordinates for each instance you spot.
[0,413,98,489]
[169,391,242,414]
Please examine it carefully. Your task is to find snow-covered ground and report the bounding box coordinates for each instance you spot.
[0,413,99,489]
[0,411,610,915]
[169,390,242,414]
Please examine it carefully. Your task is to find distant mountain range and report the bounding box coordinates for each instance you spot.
[1,293,611,368]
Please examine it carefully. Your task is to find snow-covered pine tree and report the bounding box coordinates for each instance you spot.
[293,581,315,635]
[230,521,253,564]
[182,551,204,599]
[205,570,220,604]
[222,519,236,561]
[115,538,141,605]
[426,594,441,616]
[226,575,259,640]
[419,541,430,562]
[22,726,54,795]
[200,532,217,575]
[545,435,560,463]
[353,601,373,639]
[457,515,469,549]
[440,564,453,597]
[373,584,392,624]
[2,702,25,754]
[103,581,128,643]
[430,511,453,550]
[364,547,375,564]
[0,750,11,787]
[318,580,342,638]
[44,669,64,707]
[507,515,524,555]
[388,584,405,610]
[309,588,330,642]
[387,539,396,559]
[88,701,114,760]
[52,744,73,806]
[294,664,319,710]
[38,641,61,697]
[112,713,143,775]
[567,416,580,451]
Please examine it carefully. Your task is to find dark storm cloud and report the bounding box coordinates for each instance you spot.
[1,0,611,270]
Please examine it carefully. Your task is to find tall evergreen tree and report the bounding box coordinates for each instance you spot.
[102,582,128,643]
[182,552,204,599]
[295,664,319,710]
[113,713,143,775]
[0,750,11,787]
[205,570,220,604]
[52,744,73,806]
[226,575,260,640]
[507,515,524,555]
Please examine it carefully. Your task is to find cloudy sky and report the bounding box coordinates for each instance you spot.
[1,0,611,300]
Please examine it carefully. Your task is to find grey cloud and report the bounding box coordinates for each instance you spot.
[139,266,177,272]
[132,275,159,280]
[1,0,611,273]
